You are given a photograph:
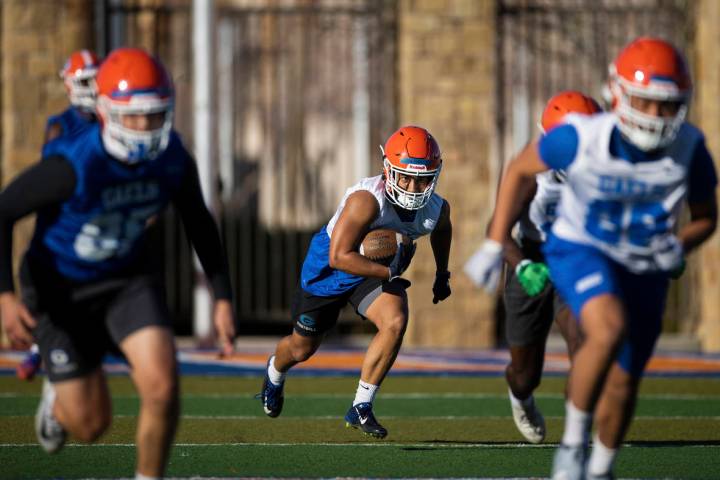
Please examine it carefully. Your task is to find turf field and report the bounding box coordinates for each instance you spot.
[1,375,720,479]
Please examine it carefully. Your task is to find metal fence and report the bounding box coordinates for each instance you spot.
[496,0,696,333]
[101,0,397,334]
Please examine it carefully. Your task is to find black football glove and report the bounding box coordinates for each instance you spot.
[432,271,451,304]
[388,241,417,281]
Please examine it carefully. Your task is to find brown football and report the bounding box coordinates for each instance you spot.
[359,229,409,265]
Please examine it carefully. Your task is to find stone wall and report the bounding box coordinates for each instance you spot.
[694,0,720,352]
[0,0,93,345]
[398,0,498,348]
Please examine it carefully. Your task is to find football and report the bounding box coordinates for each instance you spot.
[359,229,409,265]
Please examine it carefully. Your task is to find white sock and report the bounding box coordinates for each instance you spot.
[561,400,591,447]
[508,388,534,409]
[353,380,379,406]
[267,355,285,386]
[135,473,160,480]
[588,433,617,476]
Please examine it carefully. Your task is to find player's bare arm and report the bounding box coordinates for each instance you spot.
[488,142,549,244]
[328,190,391,279]
[679,198,718,254]
[497,179,539,270]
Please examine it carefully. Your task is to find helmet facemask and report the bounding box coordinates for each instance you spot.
[609,65,689,151]
[98,94,174,164]
[382,148,441,211]
[63,67,98,113]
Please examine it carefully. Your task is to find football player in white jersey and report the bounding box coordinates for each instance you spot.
[465,37,717,479]
[473,91,600,444]
[258,126,453,438]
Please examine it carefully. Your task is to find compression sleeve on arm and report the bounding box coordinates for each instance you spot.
[173,160,233,301]
[687,139,718,203]
[0,155,76,292]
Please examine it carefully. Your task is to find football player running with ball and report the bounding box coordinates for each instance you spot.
[467,91,600,444]
[0,48,236,480]
[465,37,717,479]
[259,126,452,439]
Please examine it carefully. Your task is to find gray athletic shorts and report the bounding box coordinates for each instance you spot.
[503,238,568,347]
[291,277,409,337]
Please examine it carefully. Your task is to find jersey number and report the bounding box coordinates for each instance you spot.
[74,206,158,261]
[585,200,669,247]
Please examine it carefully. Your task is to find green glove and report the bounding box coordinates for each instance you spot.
[515,260,550,296]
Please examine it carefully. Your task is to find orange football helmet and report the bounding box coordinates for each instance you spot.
[381,126,442,210]
[60,49,101,112]
[608,37,691,151]
[95,48,174,163]
[540,90,601,133]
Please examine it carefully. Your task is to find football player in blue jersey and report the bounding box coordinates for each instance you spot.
[16,50,102,382]
[45,49,102,144]
[467,91,599,444]
[465,37,717,479]
[0,48,236,480]
[258,126,453,438]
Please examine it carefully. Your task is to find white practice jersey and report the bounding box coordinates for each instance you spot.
[326,175,444,240]
[551,113,702,273]
[518,170,564,243]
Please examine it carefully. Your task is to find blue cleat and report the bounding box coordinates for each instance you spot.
[17,351,42,381]
[257,358,284,418]
[344,402,387,439]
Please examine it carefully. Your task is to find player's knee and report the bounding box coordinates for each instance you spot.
[379,313,408,339]
[289,341,318,363]
[587,315,625,349]
[140,375,179,414]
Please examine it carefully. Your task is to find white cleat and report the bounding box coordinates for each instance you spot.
[509,392,546,444]
[551,444,587,480]
[35,379,67,453]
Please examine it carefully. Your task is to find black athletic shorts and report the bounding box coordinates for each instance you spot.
[291,277,409,337]
[20,255,172,382]
[503,237,568,347]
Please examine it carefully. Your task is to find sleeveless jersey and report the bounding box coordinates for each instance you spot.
[518,170,563,242]
[30,123,190,281]
[42,107,94,156]
[552,113,704,273]
[301,175,444,296]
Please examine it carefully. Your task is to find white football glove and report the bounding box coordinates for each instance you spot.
[651,234,684,273]
[463,239,504,292]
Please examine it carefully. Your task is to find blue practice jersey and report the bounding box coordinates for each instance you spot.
[42,107,95,156]
[30,123,190,281]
